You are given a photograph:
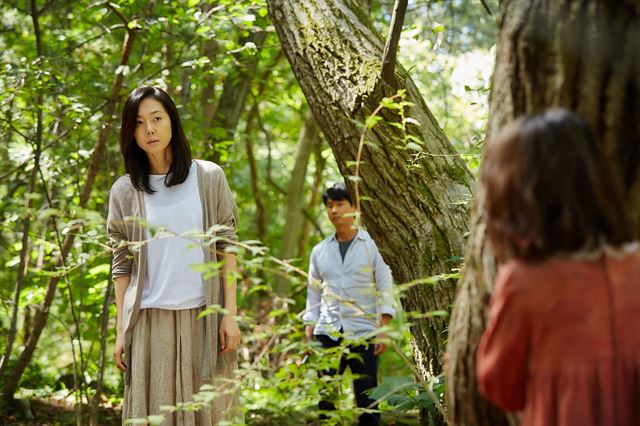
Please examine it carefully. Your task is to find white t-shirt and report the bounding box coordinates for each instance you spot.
[140,162,206,309]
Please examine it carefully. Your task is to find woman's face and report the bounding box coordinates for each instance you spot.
[134,97,172,158]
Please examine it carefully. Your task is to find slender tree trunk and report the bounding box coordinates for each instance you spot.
[446,2,640,425]
[1,21,138,403]
[240,50,283,243]
[244,103,268,242]
[0,0,45,382]
[276,110,321,293]
[199,2,220,126]
[298,139,327,255]
[90,264,114,426]
[207,27,267,163]
[1,97,14,164]
[201,39,219,129]
[181,69,192,110]
[267,4,473,419]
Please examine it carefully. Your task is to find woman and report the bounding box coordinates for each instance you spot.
[476,109,640,426]
[107,86,241,425]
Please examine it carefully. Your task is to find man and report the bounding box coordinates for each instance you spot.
[303,183,395,426]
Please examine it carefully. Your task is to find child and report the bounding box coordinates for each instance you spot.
[476,109,640,426]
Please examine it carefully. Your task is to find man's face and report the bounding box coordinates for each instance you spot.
[326,198,357,228]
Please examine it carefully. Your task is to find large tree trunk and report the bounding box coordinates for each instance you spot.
[446,1,640,425]
[267,0,473,409]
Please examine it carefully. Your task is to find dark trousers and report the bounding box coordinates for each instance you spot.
[316,334,380,426]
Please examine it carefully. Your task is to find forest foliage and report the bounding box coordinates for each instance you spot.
[0,0,496,424]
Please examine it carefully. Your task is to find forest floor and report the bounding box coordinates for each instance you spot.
[0,399,419,425]
[0,398,121,425]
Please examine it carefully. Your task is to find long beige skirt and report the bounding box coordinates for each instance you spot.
[122,307,241,425]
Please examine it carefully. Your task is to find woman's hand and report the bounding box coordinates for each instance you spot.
[219,314,241,353]
[114,333,127,372]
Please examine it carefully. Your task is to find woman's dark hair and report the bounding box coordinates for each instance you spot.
[119,86,192,194]
[481,108,630,261]
[322,183,353,206]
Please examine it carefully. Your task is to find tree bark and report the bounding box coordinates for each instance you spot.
[244,103,268,243]
[276,109,321,293]
[200,38,220,129]
[90,263,114,426]
[206,28,267,164]
[267,0,473,408]
[0,0,45,382]
[1,20,137,403]
[446,1,640,425]
[298,139,328,255]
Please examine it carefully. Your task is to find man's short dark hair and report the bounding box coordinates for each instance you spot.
[322,183,352,206]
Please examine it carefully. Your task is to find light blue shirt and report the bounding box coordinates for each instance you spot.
[302,229,396,340]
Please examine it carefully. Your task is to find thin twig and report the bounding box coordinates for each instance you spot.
[106,2,129,25]
[380,0,408,88]
[479,0,493,16]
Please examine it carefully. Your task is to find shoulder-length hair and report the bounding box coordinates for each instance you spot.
[119,86,192,194]
[481,108,630,261]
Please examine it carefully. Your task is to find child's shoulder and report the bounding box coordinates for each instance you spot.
[495,258,563,291]
[605,242,640,270]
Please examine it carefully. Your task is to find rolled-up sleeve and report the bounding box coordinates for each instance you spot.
[214,168,238,251]
[374,248,395,318]
[302,249,321,323]
[107,189,132,278]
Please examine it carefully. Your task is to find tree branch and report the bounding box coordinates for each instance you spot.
[106,1,129,26]
[37,0,56,15]
[480,0,494,16]
[380,0,408,88]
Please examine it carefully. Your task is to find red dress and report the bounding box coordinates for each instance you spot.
[476,250,640,426]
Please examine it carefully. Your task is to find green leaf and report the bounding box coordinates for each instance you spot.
[148,415,166,425]
[365,115,382,129]
[88,263,110,277]
[406,142,423,151]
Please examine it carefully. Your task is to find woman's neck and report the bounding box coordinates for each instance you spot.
[147,152,172,174]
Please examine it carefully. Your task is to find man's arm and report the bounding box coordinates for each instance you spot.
[303,249,321,341]
[374,313,393,355]
[373,245,395,355]
[373,247,395,319]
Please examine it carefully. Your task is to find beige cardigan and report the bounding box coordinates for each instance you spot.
[107,159,239,385]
